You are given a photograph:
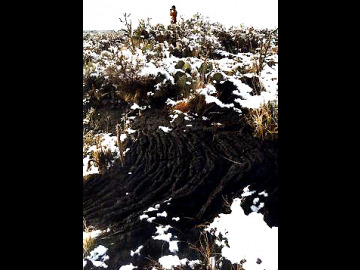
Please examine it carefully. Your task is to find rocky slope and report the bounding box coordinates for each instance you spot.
[83,13,278,270]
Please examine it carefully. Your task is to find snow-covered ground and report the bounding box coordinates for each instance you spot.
[83,44,278,174]
[205,186,278,270]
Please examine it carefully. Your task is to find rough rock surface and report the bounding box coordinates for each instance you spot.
[83,104,278,269]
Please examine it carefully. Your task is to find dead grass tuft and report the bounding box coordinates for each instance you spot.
[247,101,278,140]
[83,218,95,258]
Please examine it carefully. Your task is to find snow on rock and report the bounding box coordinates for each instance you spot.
[125,128,136,134]
[130,103,147,111]
[168,241,179,253]
[130,245,143,257]
[140,62,175,84]
[206,198,278,270]
[152,225,172,242]
[241,185,256,197]
[158,126,172,133]
[188,259,202,268]
[83,229,102,240]
[158,255,187,269]
[156,211,168,217]
[197,84,234,109]
[83,154,99,176]
[250,201,265,213]
[85,245,109,268]
[158,255,200,269]
[140,203,163,222]
[124,148,131,155]
[119,263,136,270]
[152,225,179,253]
[144,204,160,213]
[83,133,121,176]
[165,98,177,106]
[118,133,127,142]
[147,217,156,223]
[229,70,278,110]
[101,133,119,151]
[139,214,149,220]
[259,191,268,197]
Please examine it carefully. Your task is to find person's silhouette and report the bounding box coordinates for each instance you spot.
[170,5,177,24]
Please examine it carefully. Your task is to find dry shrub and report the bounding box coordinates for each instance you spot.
[188,93,207,115]
[187,229,221,269]
[92,147,114,173]
[247,101,278,140]
[172,94,207,114]
[173,101,192,113]
[83,218,95,258]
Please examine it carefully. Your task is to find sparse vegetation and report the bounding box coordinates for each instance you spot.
[247,101,278,140]
[83,12,278,269]
[83,218,95,258]
[189,230,216,268]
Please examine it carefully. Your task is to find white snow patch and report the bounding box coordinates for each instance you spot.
[119,263,136,270]
[158,255,183,269]
[125,128,136,134]
[140,62,174,84]
[158,256,199,269]
[251,202,265,213]
[147,217,156,223]
[124,148,131,155]
[242,185,256,197]
[83,154,99,176]
[228,70,278,109]
[259,191,268,197]
[157,211,168,217]
[83,230,102,240]
[197,85,234,108]
[169,114,179,123]
[139,214,149,220]
[188,259,201,268]
[85,245,109,268]
[130,103,147,110]
[152,225,178,253]
[130,245,143,257]
[153,232,172,242]
[120,134,127,142]
[158,126,172,133]
[153,225,171,238]
[206,198,278,270]
[169,240,179,252]
[144,204,160,213]
[166,98,177,106]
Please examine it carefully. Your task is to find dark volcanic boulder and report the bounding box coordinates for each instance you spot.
[240,75,265,96]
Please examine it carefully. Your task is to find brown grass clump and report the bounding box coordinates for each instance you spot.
[83,218,95,258]
[247,101,278,140]
[173,101,192,113]
[172,94,207,115]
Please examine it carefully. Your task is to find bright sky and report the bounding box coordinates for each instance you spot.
[83,0,278,30]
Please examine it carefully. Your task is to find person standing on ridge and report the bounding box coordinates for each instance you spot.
[170,5,177,24]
